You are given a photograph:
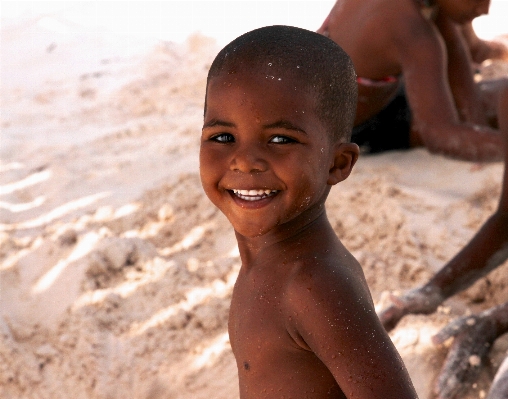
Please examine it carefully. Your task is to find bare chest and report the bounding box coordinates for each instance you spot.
[227,270,345,398]
[228,272,291,358]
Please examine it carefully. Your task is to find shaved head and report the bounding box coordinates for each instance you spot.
[206,25,357,142]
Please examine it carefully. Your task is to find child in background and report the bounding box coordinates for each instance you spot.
[317,0,508,161]
[200,25,418,399]
[379,87,508,399]
[460,21,508,64]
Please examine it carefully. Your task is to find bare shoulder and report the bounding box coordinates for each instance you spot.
[285,247,372,312]
[283,245,377,339]
[282,245,418,398]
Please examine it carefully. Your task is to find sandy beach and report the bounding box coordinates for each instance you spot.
[1,4,508,399]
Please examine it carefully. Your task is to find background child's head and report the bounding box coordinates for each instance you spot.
[436,0,490,24]
[206,25,357,143]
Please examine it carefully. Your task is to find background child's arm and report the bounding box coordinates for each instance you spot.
[460,21,508,64]
[380,87,508,332]
[436,13,486,125]
[380,87,508,398]
[396,13,503,161]
[379,213,508,331]
[499,86,508,211]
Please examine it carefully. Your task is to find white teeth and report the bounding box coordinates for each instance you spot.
[233,189,272,195]
[231,189,277,201]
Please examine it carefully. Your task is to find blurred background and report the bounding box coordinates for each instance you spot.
[2,0,506,47]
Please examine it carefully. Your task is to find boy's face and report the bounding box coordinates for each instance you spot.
[200,68,337,238]
[438,0,490,23]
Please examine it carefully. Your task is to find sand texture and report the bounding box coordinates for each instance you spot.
[1,16,508,399]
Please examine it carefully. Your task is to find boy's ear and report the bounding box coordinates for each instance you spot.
[327,142,359,185]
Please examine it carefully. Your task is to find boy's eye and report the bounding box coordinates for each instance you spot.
[210,133,235,143]
[270,135,297,144]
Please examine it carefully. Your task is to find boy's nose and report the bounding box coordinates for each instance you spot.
[229,146,268,173]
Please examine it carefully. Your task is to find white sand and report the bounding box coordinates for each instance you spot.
[1,12,508,399]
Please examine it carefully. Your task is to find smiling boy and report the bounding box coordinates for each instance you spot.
[199,25,418,399]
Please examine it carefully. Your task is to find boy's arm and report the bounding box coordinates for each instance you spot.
[288,258,418,398]
[396,15,503,161]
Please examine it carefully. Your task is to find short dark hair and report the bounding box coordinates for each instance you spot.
[206,25,357,142]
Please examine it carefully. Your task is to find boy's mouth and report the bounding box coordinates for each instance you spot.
[231,189,278,201]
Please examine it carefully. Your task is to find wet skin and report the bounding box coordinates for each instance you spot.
[200,69,418,398]
[318,0,507,161]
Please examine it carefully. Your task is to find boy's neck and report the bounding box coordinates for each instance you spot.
[234,204,332,269]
